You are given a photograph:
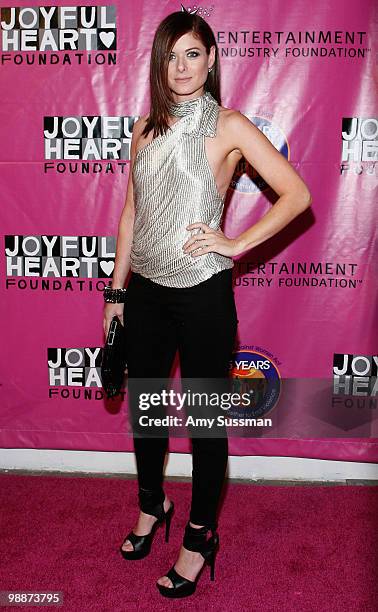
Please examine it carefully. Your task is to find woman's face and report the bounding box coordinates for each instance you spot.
[167,31,215,101]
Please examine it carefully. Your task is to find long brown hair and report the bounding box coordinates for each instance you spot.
[141,10,221,139]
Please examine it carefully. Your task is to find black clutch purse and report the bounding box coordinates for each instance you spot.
[101,315,128,398]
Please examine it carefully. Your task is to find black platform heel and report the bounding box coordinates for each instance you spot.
[120,487,174,560]
[156,521,219,598]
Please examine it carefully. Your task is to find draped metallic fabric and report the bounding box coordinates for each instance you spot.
[130,90,234,288]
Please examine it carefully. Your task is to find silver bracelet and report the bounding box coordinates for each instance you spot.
[103,286,127,303]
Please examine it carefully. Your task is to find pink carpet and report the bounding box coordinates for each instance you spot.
[0,474,377,611]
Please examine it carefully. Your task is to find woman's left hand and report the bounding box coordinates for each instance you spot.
[183,222,241,258]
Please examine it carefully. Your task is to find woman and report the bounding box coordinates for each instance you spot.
[103,10,311,599]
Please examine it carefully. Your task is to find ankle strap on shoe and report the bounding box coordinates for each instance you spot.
[183,521,218,552]
[138,487,165,521]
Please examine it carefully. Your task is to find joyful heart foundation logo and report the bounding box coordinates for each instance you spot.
[5,235,116,278]
[44,115,135,161]
[333,354,378,396]
[48,347,102,387]
[47,345,127,400]
[0,6,117,51]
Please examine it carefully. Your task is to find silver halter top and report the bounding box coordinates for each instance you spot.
[130,90,234,288]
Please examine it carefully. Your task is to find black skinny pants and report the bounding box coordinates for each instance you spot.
[124,267,238,529]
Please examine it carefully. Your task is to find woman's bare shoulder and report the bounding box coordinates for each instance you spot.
[217,104,246,143]
[218,104,244,125]
[133,113,150,137]
[132,114,153,154]
[217,104,259,143]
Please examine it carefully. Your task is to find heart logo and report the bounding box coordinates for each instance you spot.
[99,32,115,48]
[100,261,114,276]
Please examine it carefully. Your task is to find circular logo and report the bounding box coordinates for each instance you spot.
[228,349,281,418]
[230,116,289,195]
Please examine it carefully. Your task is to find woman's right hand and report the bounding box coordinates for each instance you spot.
[103,302,125,338]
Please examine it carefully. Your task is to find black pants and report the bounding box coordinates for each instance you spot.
[124,267,238,528]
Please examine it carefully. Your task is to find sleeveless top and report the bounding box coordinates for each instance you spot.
[130,90,234,288]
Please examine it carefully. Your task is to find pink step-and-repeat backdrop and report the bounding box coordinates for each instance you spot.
[1,1,377,461]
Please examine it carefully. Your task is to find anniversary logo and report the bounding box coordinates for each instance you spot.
[341,117,377,176]
[227,347,281,420]
[4,235,115,293]
[0,5,117,65]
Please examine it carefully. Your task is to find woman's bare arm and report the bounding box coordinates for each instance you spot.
[184,110,312,259]
[226,111,312,255]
